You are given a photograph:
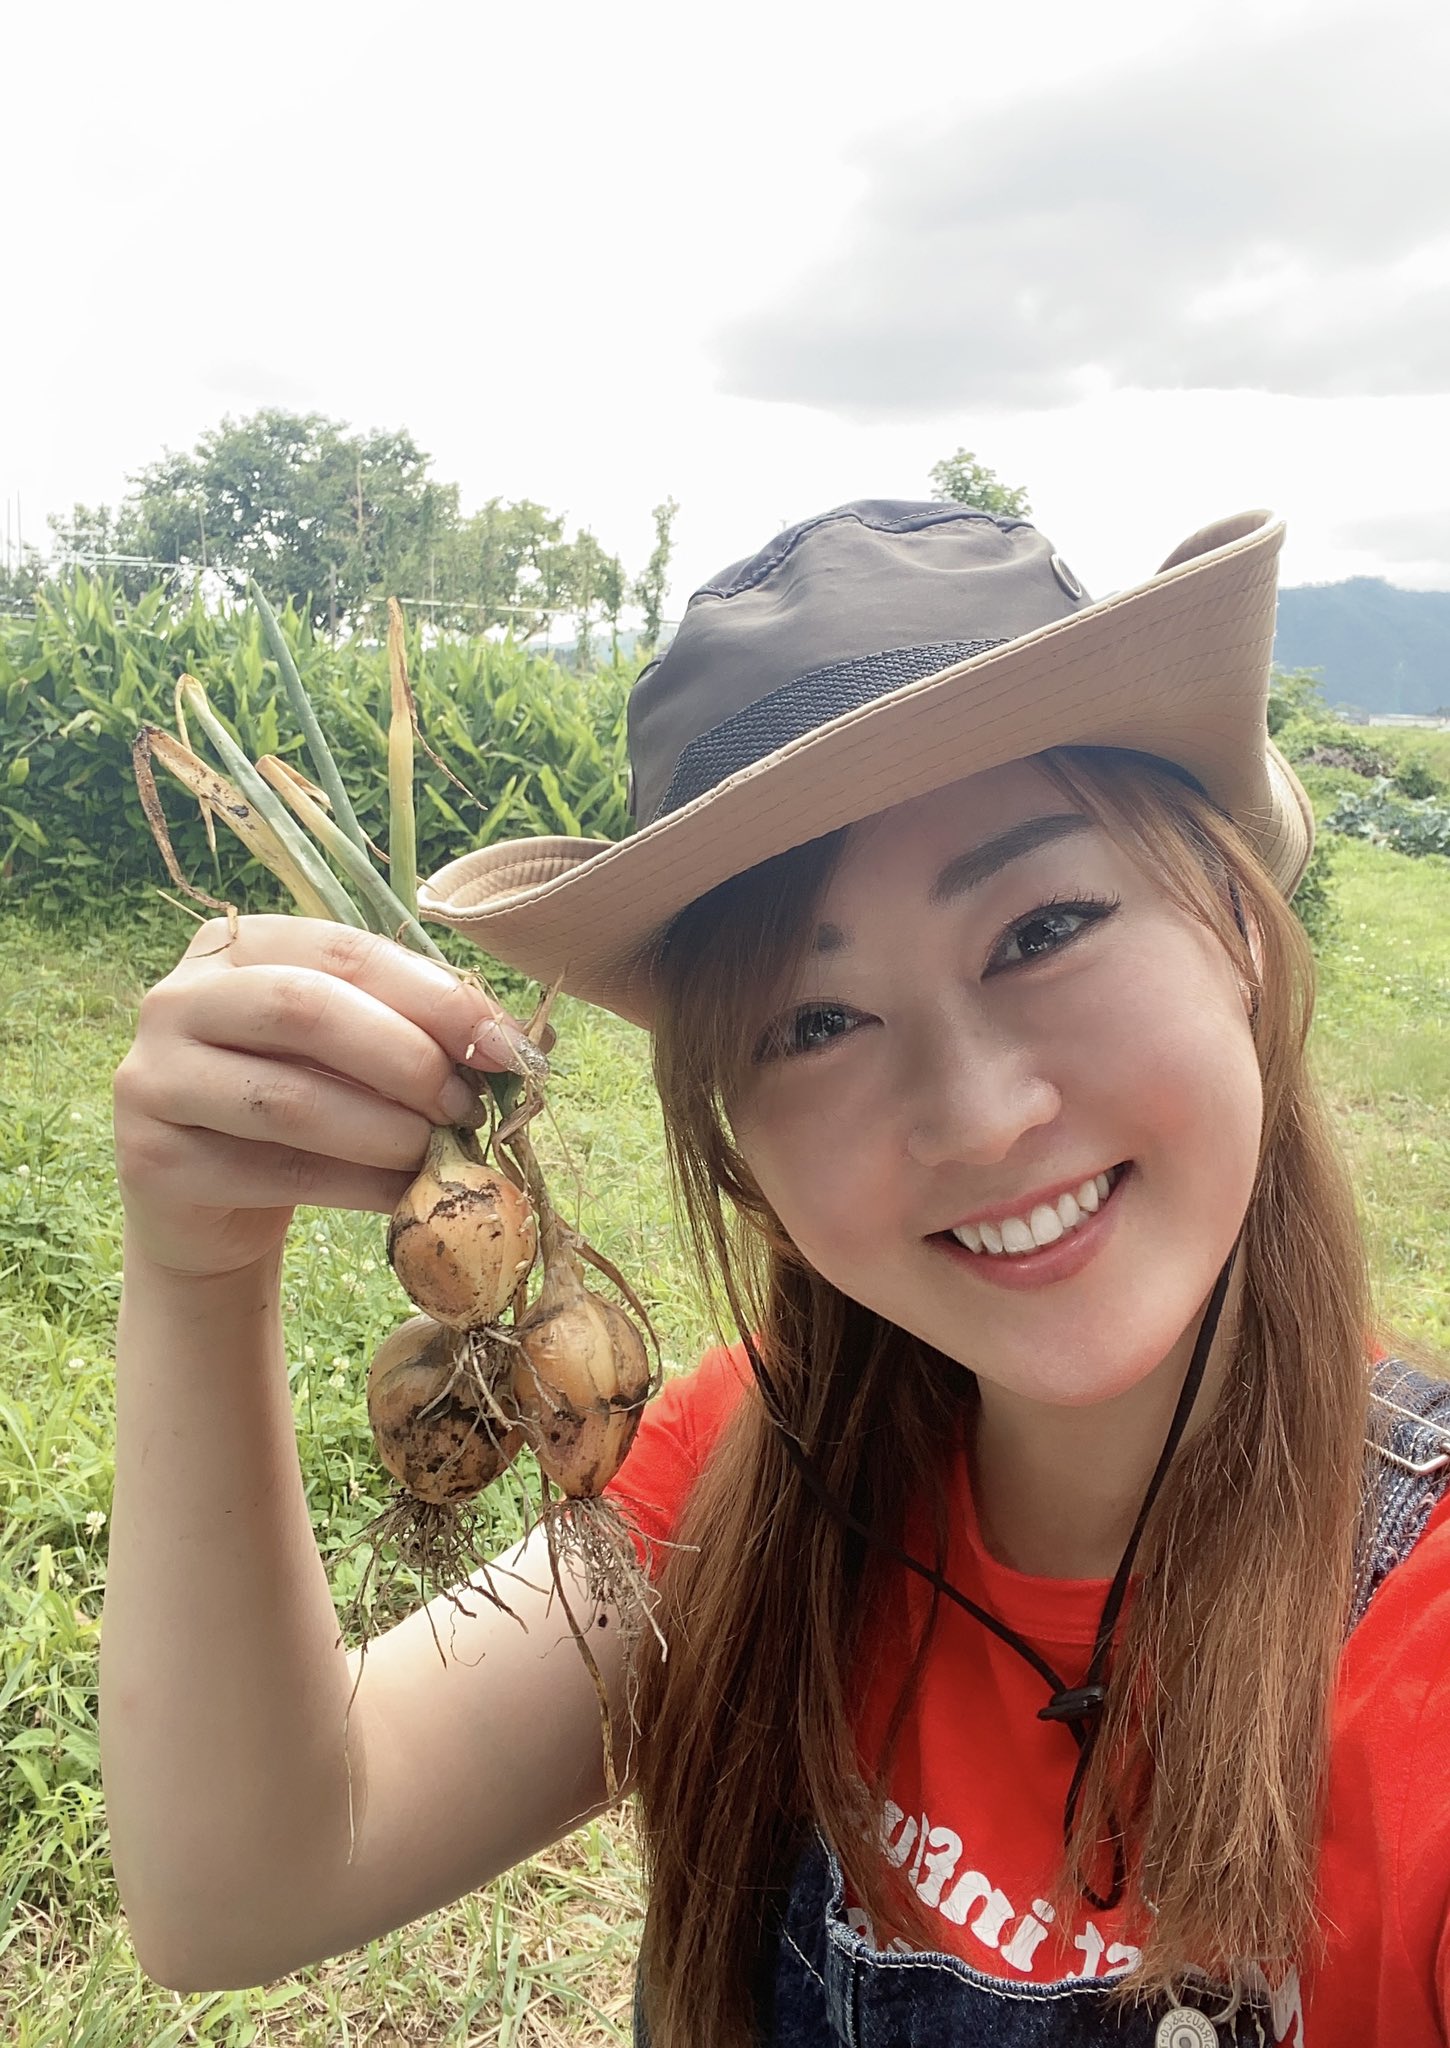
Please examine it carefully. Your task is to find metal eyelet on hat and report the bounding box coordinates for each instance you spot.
[1155,2009,1218,2048]
[1051,552,1086,601]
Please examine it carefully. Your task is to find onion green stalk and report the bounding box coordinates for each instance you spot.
[256,753,524,1120]
[250,583,370,857]
[133,727,365,926]
[386,599,418,918]
[256,754,450,965]
[173,683,220,869]
[145,633,524,1128]
[175,678,368,931]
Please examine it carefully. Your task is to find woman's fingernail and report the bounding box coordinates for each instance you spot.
[463,1015,532,1073]
[441,1074,485,1124]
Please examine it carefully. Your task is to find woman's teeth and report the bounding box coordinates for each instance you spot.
[951,1169,1121,1257]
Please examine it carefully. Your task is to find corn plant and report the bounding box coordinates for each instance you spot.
[0,576,638,912]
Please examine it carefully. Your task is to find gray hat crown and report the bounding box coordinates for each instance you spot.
[627,499,1092,828]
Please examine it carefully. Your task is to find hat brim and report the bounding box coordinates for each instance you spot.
[420,510,1311,1028]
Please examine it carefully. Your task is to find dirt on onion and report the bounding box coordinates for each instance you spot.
[386,1126,538,1330]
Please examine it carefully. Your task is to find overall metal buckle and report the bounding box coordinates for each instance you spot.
[1369,1389,1450,1477]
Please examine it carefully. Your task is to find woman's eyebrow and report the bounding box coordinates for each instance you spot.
[812,813,1093,952]
[928,812,1091,904]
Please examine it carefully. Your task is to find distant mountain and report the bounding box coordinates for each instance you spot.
[1274,579,1450,717]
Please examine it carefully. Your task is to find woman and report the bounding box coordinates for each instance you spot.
[102,502,1450,2046]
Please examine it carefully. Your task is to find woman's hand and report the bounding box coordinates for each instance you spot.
[113,916,527,1282]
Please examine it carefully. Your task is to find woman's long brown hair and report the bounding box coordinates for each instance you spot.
[632,748,1377,2045]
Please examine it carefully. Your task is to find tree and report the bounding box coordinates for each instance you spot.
[568,528,627,671]
[49,411,678,647]
[928,450,1031,520]
[632,496,679,650]
[46,502,156,602]
[595,545,627,659]
[0,544,44,612]
[425,496,562,638]
[62,411,458,630]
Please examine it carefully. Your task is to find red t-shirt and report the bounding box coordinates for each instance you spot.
[605,1344,1450,2046]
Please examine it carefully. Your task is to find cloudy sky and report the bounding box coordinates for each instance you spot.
[4,0,1447,616]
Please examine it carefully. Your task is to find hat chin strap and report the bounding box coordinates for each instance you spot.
[746,1240,1242,1916]
[1038,1240,1238,1907]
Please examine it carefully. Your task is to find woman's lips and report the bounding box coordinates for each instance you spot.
[931,1164,1131,1290]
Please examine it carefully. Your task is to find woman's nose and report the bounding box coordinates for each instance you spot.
[903,1009,1061,1170]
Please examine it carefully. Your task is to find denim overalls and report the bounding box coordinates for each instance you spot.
[634,1361,1450,2046]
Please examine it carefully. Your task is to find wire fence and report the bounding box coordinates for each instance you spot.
[0,550,677,649]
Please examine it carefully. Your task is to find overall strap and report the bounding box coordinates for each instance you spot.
[1350,1359,1450,1632]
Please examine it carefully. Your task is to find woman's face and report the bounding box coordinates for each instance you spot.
[731,760,1263,1409]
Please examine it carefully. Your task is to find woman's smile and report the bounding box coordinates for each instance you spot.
[931,1161,1132,1290]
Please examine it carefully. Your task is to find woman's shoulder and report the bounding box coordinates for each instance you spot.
[1352,1483,1450,1648]
[1354,1362,1450,1640]
[1325,1469,1450,2003]
[1345,1361,1450,1685]
[1333,1404,1450,1795]
[636,1342,757,1460]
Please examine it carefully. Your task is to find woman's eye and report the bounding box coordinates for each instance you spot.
[754,1002,859,1062]
[991,896,1118,971]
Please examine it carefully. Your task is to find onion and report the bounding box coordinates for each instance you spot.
[510,1224,651,1498]
[367,1314,522,1504]
[387,1124,537,1330]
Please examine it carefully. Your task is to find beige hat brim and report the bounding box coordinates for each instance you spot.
[420,510,1311,1027]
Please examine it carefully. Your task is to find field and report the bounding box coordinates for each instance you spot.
[1362,723,1450,784]
[2,817,1447,2044]
[0,907,714,2047]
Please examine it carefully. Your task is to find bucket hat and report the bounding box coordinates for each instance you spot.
[420,500,1312,1026]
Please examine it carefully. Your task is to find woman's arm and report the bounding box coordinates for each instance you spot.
[101,918,633,1991]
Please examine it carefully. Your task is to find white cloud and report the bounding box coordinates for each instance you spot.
[2,0,1447,605]
[715,6,1450,415]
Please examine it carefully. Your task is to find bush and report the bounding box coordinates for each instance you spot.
[1290,833,1339,951]
[1392,753,1447,802]
[1266,667,1382,772]
[1326,779,1450,860]
[1299,740,1395,779]
[0,575,639,916]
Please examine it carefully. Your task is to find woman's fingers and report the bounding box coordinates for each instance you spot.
[130,1122,416,1217]
[145,1044,440,1172]
[174,916,530,1074]
[172,971,485,1130]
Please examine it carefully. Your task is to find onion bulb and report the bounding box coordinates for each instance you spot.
[511,1227,651,1498]
[387,1124,537,1330]
[367,1314,522,1504]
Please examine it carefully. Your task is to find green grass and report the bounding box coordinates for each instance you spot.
[1310,838,1450,1348]
[1363,722,1450,786]
[0,903,712,2046]
[2,839,1448,2042]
